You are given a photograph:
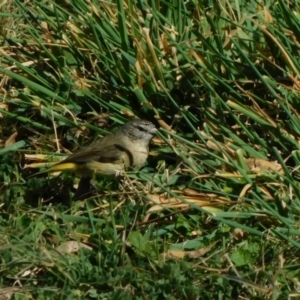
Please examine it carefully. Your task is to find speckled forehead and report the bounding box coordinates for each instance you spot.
[119,120,154,138]
[131,120,154,126]
[124,120,155,129]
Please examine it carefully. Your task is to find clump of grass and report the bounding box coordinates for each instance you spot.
[1,0,300,298]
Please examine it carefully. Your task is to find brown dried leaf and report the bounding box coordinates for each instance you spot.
[206,140,235,156]
[183,188,203,196]
[154,117,176,132]
[263,7,273,23]
[233,228,246,241]
[238,183,252,200]
[4,132,18,148]
[0,102,9,109]
[89,1,101,17]
[258,185,275,199]
[0,287,24,300]
[120,110,135,117]
[245,158,283,174]
[25,154,56,161]
[151,136,167,146]
[23,162,57,170]
[165,240,220,260]
[56,241,92,254]
[187,240,220,258]
[165,249,185,259]
[144,193,232,221]
[0,101,9,118]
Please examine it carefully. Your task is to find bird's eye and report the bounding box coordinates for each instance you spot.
[137,126,145,132]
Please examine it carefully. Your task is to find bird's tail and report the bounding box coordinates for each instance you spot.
[29,162,79,178]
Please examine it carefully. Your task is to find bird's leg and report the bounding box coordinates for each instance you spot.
[73,176,94,200]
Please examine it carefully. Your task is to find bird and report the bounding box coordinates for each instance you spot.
[32,119,157,199]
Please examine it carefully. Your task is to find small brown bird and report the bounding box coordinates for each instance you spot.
[34,119,157,199]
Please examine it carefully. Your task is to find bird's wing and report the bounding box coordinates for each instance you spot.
[62,143,133,166]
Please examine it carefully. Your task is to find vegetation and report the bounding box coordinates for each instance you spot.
[1,0,300,298]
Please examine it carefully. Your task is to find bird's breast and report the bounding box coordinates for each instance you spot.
[129,144,149,170]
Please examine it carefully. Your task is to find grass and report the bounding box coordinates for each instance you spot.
[1,0,300,298]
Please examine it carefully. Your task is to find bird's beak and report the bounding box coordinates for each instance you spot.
[151,128,158,135]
